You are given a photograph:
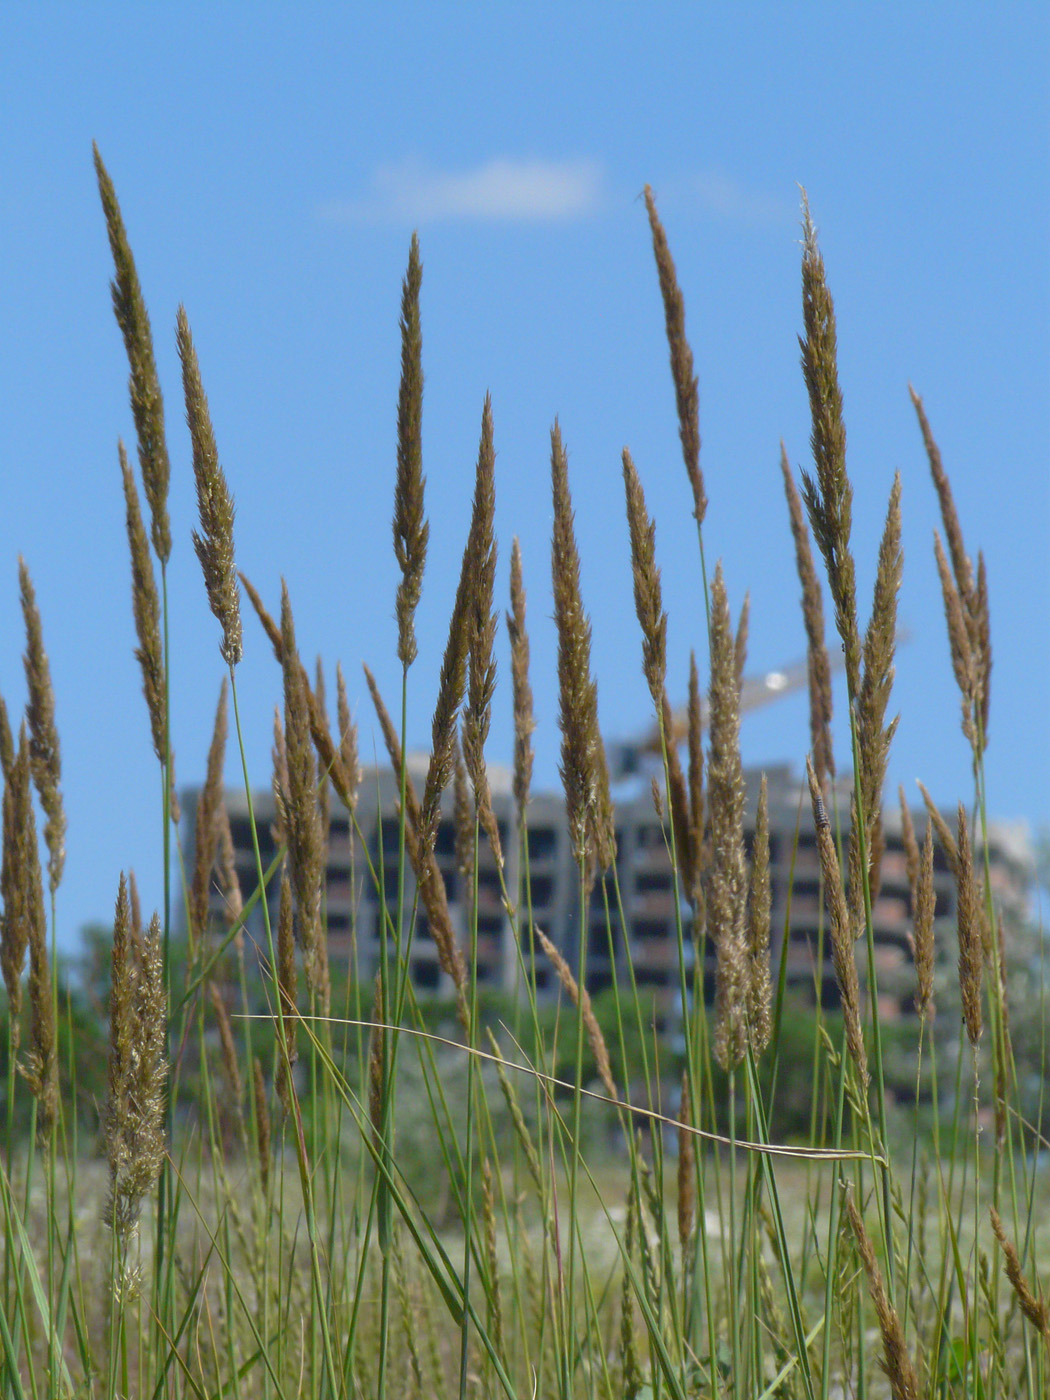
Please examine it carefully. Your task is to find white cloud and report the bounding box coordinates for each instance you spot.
[690,169,792,227]
[320,156,606,225]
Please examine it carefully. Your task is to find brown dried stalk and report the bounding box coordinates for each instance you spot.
[748,774,773,1056]
[622,447,666,695]
[281,584,328,1012]
[990,1206,1050,1348]
[537,928,617,1101]
[127,870,143,955]
[643,185,705,525]
[93,144,172,564]
[240,571,282,654]
[452,728,474,895]
[19,747,55,1141]
[918,780,958,876]
[275,871,297,1114]
[852,472,903,916]
[314,657,332,857]
[686,650,705,916]
[551,420,615,883]
[734,593,750,699]
[843,1184,920,1400]
[899,787,920,897]
[335,662,361,816]
[119,440,166,764]
[955,805,983,1049]
[798,193,861,703]
[417,560,472,864]
[461,394,502,868]
[271,706,289,848]
[0,695,13,779]
[708,565,749,1071]
[507,537,535,820]
[362,665,469,1019]
[177,306,242,666]
[19,557,66,893]
[911,387,990,758]
[362,664,420,834]
[914,819,936,1020]
[240,572,357,811]
[622,447,694,899]
[393,233,427,668]
[781,442,835,790]
[105,878,167,1242]
[0,741,31,1049]
[190,678,228,944]
[807,757,868,1091]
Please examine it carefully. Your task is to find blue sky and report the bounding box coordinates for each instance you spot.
[1,4,1047,952]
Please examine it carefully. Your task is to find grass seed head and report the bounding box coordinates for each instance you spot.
[19,557,66,892]
[177,306,242,666]
[781,442,835,789]
[507,536,535,820]
[798,192,861,704]
[686,649,706,916]
[280,583,327,1010]
[914,818,936,1019]
[335,662,361,816]
[537,928,617,1101]
[708,565,749,1071]
[94,144,172,564]
[462,394,502,867]
[550,420,615,884]
[275,871,298,1113]
[990,1206,1050,1344]
[843,1184,920,1400]
[747,774,773,1055]
[0,740,31,1046]
[105,879,167,1242]
[190,677,228,945]
[643,185,705,525]
[393,232,427,668]
[0,695,12,780]
[955,804,983,1048]
[119,440,166,764]
[807,756,868,1091]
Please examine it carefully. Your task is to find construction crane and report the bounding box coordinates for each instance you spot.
[607,649,841,783]
[607,628,909,783]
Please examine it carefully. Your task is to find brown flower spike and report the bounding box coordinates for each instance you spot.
[94,144,172,564]
[393,233,427,668]
[177,306,243,667]
[708,565,749,1071]
[550,420,615,884]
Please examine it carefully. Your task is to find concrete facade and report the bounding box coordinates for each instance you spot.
[185,760,1033,1016]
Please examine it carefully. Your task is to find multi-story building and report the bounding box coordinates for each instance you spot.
[186,760,1033,1018]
